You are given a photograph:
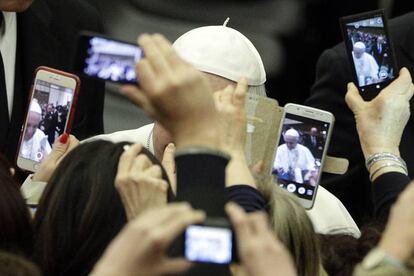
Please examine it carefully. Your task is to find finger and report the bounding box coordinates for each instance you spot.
[157,258,193,275]
[233,78,248,107]
[221,85,234,105]
[46,133,71,164]
[225,202,251,242]
[120,84,154,112]
[117,144,142,177]
[162,143,176,174]
[384,67,413,99]
[345,82,364,113]
[154,208,206,247]
[152,34,187,69]
[138,34,172,75]
[144,164,163,178]
[131,154,153,173]
[248,211,270,235]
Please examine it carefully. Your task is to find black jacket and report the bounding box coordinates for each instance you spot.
[305,11,414,225]
[0,0,105,163]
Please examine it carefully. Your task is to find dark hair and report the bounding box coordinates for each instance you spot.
[33,141,172,276]
[0,250,41,276]
[0,154,33,257]
[319,223,383,276]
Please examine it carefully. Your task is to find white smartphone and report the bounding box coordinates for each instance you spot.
[16,66,80,172]
[271,104,334,209]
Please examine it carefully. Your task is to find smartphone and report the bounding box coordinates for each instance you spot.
[184,217,237,264]
[16,66,80,172]
[74,31,144,84]
[271,104,334,209]
[340,9,398,100]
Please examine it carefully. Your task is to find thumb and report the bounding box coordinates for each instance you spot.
[345,82,364,113]
[48,133,70,163]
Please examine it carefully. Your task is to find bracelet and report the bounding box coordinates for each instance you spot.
[369,162,408,182]
[366,152,407,171]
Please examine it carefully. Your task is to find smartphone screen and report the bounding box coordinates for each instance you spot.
[341,10,397,95]
[17,68,79,172]
[19,80,74,163]
[184,225,233,264]
[272,113,331,204]
[76,33,143,84]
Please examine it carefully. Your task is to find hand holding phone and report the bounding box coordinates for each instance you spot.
[16,66,80,172]
[340,9,398,100]
[271,104,334,209]
[183,217,237,264]
[74,31,143,84]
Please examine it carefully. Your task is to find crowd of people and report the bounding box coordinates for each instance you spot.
[1,1,414,275]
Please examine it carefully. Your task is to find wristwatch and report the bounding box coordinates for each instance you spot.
[362,248,407,271]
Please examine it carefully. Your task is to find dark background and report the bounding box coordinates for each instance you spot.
[85,0,414,133]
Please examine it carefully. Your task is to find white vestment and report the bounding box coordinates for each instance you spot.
[352,52,379,86]
[20,128,52,161]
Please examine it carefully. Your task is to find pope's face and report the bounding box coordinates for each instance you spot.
[24,111,41,141]
[0,0,34,12]
[284,135,298,150]
[354,47,365,59]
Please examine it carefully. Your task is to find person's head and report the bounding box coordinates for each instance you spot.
[0,154,33,257]
[264,185,324,275]
[24,100,42,141]
[33,140,172,276]
[377,36,384,45]
[0,0,33,12]
[353,42,366,59]
[152,24,267,160]
[283,128,299,150]
[310,127,318,136]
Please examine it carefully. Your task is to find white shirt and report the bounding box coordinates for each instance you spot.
[0,11,17,118]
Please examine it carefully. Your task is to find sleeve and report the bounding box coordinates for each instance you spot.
[372,172,411,223]
[353,263,409,276]
[305,45,374,224]
[225,185,266,213]
[174,148,230,217]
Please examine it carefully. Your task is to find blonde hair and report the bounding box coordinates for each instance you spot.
[259,179,325,276]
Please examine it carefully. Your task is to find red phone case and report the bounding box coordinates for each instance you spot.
[15,66,81,171]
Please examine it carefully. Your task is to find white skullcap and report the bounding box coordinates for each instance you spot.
[354,42,366,49]
[29,99,42,114]
[285,128,299,138]
[173,25,266,86]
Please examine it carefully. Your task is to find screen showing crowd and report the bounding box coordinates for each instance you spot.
[345,16,395,87]
[83,37,143,83]
[272,114,330,200]
[20,80,74,162]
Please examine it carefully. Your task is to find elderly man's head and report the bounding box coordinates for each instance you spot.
[152,25,267,160]
[24,101,42,141]
[283,129,300,150]
[353,42,366,59]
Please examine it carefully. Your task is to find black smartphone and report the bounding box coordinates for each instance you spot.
[340,9,398,100]
[74,31,144,84]
[183,217,237,264]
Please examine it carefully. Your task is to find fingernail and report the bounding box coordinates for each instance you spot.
[59,133,69,144]
[167,143,175,149]
[123,145,131,151]
[347,83,352,89]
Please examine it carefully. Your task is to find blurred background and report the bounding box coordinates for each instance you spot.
[85,0,414,133]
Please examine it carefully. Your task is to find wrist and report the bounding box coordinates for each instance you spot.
[378,241,411,265]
